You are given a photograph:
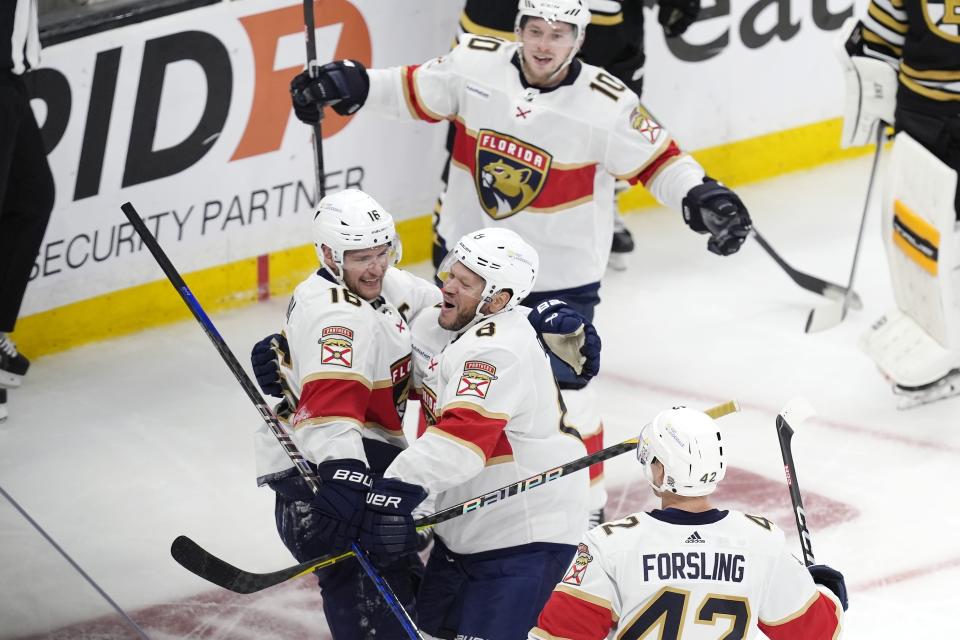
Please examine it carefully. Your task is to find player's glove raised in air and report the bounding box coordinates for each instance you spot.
[251,333,287,398]
[526,299,601,384]
[682,177,752,256]
[359,477,427,564]
[658,0,700,37]
[808,564,849,611]
[311,459,372,552]
[290,60,369,124]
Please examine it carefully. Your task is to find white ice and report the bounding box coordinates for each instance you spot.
[2,153,959,639]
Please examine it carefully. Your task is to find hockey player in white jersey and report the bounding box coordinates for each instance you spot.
[289,0,752,526]
[529,406,848,640]
[251,188,440,639]
[355,228,591,639]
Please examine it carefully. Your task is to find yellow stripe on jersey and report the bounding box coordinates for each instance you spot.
[485,454,515,466]
[293,415,364,431]
[590,12,623,26]
[759,591,822,626]
[863,28,903,56]
[442,400,511,422]
[363,421,406,436]
[554,583,618,616]
[892,199,940,275]
[459,11,516,40]
[867,3,908,33]
[901,63,960,81]
[899,73,960,101]
[301,371,374,389]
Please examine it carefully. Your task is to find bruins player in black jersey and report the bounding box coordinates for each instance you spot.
[846,0,960,217]
[445,0,700,272]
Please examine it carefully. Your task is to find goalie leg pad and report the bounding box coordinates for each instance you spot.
[879,132,960,354]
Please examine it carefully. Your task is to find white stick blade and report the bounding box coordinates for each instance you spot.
[779,397,817,428]
[804,302,845,333]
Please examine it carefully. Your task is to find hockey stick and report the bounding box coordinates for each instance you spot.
[775,397,818,566]
[301,0,326,201]
[171,400,741,594]
[804,126,884,333]
[120,202,423,640]
[751,229,863,310]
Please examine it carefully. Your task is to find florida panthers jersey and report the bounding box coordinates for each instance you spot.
[364,36,706,291]
[254,267,440,481]
[385,307,591,554]
[530,509,844,640]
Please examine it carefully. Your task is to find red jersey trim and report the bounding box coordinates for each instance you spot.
[293,377,370,427]
[534,589,614,640]
[403,65,443,123]
[430,405,510,462]
[759,591,842,640]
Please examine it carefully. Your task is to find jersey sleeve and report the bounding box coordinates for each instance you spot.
[603,98,705,211]
[757,549,844,640]
[286,299,375,465]
[529,530,618,640]
[860,0,905,67]
[385,335,520,493]
[364,41,471,123]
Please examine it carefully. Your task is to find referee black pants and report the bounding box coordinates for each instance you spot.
[0,72,53,333]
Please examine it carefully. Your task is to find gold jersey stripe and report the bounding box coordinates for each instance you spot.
[301,371,372,389]
[590,12,623,26]
[459,12,515,40]
[899,74,960,101]
[892,199,940,276]
[554,583,618,614]
[863,28,903,56]
[868,3,908,33]
[901,63,960,82]
[293,415,364,430]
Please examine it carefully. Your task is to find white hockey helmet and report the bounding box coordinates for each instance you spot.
[515,0,590,67]
[312,189,401,283]
[437,228,539,314]
[637,406,726,497]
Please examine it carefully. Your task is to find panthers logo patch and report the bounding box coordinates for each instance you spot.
[320,326,354,367]
[563,543,594,586]
[923,0,960,41]
[475,130,552,219]
[630,106,662,144]
[456,360,498,399]
[390,354,412,418]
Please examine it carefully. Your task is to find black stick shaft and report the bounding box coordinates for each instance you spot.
[775,415,816,566]
[302,0,325,201]
[120,202,319,492]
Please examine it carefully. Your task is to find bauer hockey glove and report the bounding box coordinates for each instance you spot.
[311,459,373,552]
[250,333,287,398]
[526,299,601,383]
[290,59,369,123]
[682,177,752,256]
[809,564,849,611]
[658,0,701,37]
[359,477,428,564]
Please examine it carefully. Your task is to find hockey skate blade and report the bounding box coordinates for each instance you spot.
[804,301,846,334]
[778,397,817,429]
[822,284,863,311]
[893,370,960,410]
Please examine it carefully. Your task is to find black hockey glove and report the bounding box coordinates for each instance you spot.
[251,333,287,398]
[682,177,752,256]
[290,59,369,123]
[809,564,849,611]
[311,459,372,552]
[658,0,701,38]
[527,299,601,384]
[358,477,427,564]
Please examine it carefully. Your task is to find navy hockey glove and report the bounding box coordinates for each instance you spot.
[682,177,752,256]
[658,0,700,37]
[527,299,601,383]
[290,59,369,123]
[251,333,287,398]
[809,564,849,611]
[359,478,427,564]
[311,459,372,552]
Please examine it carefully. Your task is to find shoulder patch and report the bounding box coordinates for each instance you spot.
[630,105,662,145]
[562,543,594,586]
[456,360,498,399]
[320,326,354,367]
